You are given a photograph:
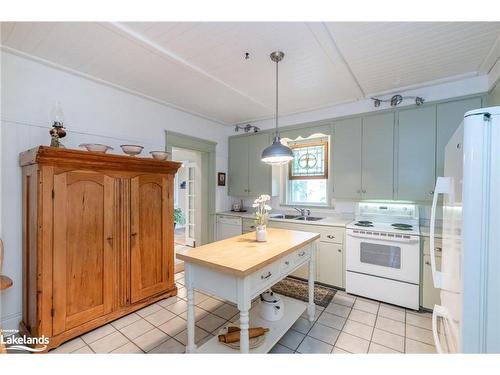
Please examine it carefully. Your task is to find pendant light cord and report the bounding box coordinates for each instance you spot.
[275,58,279,138]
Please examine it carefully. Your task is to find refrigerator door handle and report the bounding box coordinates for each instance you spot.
[430,177,454,289]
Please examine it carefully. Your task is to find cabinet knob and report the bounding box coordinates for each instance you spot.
[107,236,113,242]
[337,249,342,253]
[430,191,434,195]
[285,261,290,265]
[435,247,442,252]
[250,225,255,229]
[362,189,366,194]
[327,235,335,239]
[425,261,431,266]
[298,251,306,257]
[131,232,137,237]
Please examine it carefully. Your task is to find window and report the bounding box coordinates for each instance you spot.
[286,139,328,205]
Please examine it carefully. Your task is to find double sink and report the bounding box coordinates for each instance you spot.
[269,213,324,222]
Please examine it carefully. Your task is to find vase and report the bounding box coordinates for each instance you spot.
[256,225,267,242]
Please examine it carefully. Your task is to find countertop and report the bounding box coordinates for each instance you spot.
[217,211,442,237]
[176,228,320,277]
[216,210,353,227]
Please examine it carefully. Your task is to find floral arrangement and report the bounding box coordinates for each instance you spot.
[253,194,272,227]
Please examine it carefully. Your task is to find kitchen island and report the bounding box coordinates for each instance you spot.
[176,228,320,353]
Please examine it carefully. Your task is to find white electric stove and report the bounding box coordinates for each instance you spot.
[345,202,421,310]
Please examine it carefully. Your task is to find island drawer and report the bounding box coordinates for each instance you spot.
[290,246,312,266]
[249,263,280,291]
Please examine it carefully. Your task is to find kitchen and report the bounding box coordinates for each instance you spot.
[1,2,500,370]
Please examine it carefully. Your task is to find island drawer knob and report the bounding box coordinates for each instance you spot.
[285,261,290,265]
[298,251,306,257]
[261,271,272,280]
[327,235,335,239]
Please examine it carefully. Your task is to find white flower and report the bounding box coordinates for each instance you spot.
[252,203,259,208]
[264,205,272,210]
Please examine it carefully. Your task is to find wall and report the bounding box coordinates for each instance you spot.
[488,80,500,106]
[0,51,232,332]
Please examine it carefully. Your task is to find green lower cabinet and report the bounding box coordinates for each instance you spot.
[397,106,436,201]
[362,112,395,199]
[228,133,271,197]
[317,242,344,288]
[421,237,442,310]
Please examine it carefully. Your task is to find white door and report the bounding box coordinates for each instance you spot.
[185,162,196,247]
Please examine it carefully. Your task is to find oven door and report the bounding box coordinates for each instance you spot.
[346,230,420,284]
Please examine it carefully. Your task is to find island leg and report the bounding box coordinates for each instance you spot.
[185,264,196,353]
[307,242,316,322]
[239,309,250,353]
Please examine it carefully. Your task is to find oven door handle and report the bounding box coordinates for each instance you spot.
[430,177,454,289]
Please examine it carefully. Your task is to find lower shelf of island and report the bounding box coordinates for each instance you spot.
[196,295,307,353]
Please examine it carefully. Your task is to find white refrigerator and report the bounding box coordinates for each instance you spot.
[430,106,500,353]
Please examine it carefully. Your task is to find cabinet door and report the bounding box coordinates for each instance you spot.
[248,133,272,196]
[317,242,343,288]
[228,136,249,196]
[130,174,173,303]
[436,97,482,177]
[362,112,395,199]
[422,254,441,310]
[333,118,362,199]
[53,171,117,335]
[397,106,436,201]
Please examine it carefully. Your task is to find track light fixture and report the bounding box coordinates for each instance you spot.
[234,124,260,133]
[371,95,425,108]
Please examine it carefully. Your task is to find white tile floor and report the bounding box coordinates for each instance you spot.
[50,271,436,354]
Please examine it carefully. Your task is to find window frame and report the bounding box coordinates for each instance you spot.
[288,140,329,180]
[282,137,330,207]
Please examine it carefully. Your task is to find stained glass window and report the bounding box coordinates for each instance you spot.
[289,141,328,180]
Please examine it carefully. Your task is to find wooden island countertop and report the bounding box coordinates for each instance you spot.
[176,228,320,277]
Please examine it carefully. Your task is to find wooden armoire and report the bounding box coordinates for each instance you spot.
[19,146,181,350]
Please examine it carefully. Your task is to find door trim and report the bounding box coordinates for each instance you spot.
[165,131,217,245]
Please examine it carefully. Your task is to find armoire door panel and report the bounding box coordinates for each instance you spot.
[52,171,116,335]
[130,174,172,303]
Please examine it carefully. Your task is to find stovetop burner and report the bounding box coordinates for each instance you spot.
[355,220,373,227]
[391,223,413,231]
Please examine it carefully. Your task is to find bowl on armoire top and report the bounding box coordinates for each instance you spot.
[120,144,144,156]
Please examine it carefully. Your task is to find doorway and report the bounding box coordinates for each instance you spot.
[172,148,203,272]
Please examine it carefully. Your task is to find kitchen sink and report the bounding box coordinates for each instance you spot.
[269,213,324,221]
[293,216,324,221]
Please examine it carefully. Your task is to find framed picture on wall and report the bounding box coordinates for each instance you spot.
[217,172,226,186]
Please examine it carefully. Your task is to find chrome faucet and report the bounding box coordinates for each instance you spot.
[293,207,311,219]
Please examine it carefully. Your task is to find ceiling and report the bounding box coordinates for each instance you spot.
[1,22,499,125]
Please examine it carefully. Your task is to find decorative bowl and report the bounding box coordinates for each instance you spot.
[79,143,113,153]
[149,151,170,161]
[120,144,144,156]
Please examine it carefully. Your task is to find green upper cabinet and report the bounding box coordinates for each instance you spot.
[248,133,272,196]
[436,97,482,178]
[228,135,250,196]
[397,105,436,201]
[333,118,362,199]
[228,133,271,197]
[362,112,395,200]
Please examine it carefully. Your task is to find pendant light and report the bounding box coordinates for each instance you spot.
[261,51,294,165]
